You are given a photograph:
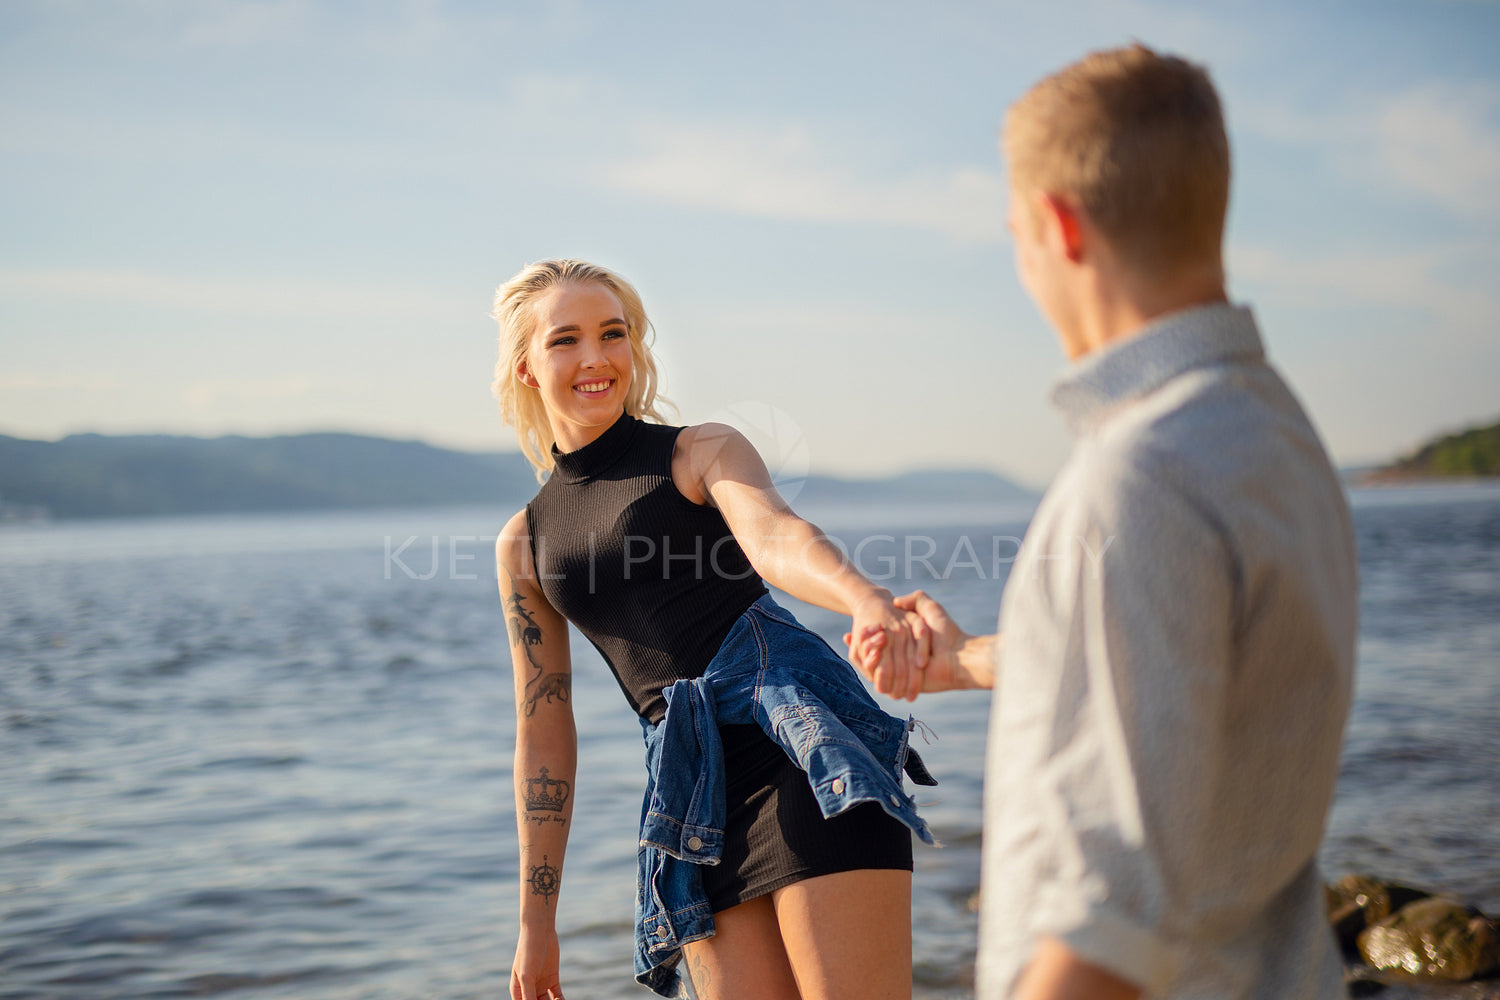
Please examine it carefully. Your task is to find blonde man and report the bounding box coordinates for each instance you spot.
[878,44,1358,999]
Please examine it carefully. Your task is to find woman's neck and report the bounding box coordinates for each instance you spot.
[553,407,628,454]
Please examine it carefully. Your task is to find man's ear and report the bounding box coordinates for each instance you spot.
[515,360,539,388]
[1036,192,1086,263]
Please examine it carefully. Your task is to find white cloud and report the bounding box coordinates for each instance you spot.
[1228,241,1498,330]
[0,102,462,177]
[1371,84,1500,216]
[173,0,310,47]
[10,0,516,54]
[653,295,1063,483]
[0,268,467,321]
[183,373,322,409]
[602,119,1008,243]
[5,0,315,49]
[1239,82,1500,218]
[0,371,119,392]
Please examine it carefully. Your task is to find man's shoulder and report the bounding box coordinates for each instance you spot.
[1042,368,1303,541]
[1103,357,1325,492]
[1112,352,1280,440]
[1061,355,1352,579]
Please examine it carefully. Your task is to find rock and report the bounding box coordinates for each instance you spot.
[1357,897,1500,982]
[1328,875,1432,956]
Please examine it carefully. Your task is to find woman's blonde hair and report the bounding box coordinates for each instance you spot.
[492,259,671,478]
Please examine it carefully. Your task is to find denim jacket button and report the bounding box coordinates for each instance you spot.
[830,777,846,795]
[889,793,903,807]
[687,835,703,851]
[656,924,670,939]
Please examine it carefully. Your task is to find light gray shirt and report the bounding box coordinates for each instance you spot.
[978,304,1357,999]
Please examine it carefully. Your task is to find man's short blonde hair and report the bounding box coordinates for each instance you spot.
[1004,43,1230,271]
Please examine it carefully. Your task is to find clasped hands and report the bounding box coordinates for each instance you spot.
[845,589,985,701]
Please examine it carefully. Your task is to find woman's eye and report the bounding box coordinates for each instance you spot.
[548,336,576,348]
[602,328,626,340]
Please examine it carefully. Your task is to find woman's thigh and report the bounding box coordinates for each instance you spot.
[680,895,800,1000]
[772,868,913,1000]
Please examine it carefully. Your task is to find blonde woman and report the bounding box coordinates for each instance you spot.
[493,259,935,1000]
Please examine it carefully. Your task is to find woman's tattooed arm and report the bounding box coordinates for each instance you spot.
[497,512,577,935]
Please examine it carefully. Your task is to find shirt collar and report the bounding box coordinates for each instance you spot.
[1050,302,1264,434]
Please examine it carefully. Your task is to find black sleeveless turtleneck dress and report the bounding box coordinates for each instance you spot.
[525,413,912,911]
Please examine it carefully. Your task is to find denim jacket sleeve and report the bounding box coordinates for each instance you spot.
[633,594,938,997]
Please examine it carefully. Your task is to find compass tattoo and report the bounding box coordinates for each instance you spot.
[507,592,570,717]
[527,854,561,905]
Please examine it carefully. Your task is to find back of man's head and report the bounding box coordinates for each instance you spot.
[1004,43,1230,275]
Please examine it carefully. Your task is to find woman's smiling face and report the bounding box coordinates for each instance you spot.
[518,281,635,452]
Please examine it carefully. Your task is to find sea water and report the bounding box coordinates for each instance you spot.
[2,485,1497,999]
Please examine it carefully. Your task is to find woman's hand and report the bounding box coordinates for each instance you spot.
[511,925,564,1000]
[849,589,929,702]
[849,591,997,694]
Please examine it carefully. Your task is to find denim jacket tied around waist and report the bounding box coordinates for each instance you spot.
[633,594,938,997]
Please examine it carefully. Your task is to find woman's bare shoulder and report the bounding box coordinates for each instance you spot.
[675,421,739,443]
[495,507,533,576]
[671,423,754,505]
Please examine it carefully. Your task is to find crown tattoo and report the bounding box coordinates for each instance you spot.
[524,767,570,813]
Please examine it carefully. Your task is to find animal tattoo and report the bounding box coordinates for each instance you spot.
[507,592,570,716]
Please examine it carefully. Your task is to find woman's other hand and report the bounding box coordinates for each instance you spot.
[511,925,564,1000]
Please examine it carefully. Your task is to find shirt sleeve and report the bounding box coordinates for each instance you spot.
[1022,451,1238,993]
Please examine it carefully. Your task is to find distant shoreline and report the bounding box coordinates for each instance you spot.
[1355,470,1500,487]
[0,429,1037,522]
[1358,417,1500,483]
[7,422,1498,521]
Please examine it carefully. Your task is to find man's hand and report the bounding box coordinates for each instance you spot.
[847,591,996,693]
[892,590,986,692]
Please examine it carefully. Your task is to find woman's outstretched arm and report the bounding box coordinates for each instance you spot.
[671,422,929,701]
[498,509,577,1000]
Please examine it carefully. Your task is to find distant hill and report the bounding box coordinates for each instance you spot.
[0,432,539,519]
[792,468,1036,507]
[1362,417,1500,484]
[0,431,1036,520]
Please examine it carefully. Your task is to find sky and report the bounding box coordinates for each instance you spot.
[2,0,1498,489]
